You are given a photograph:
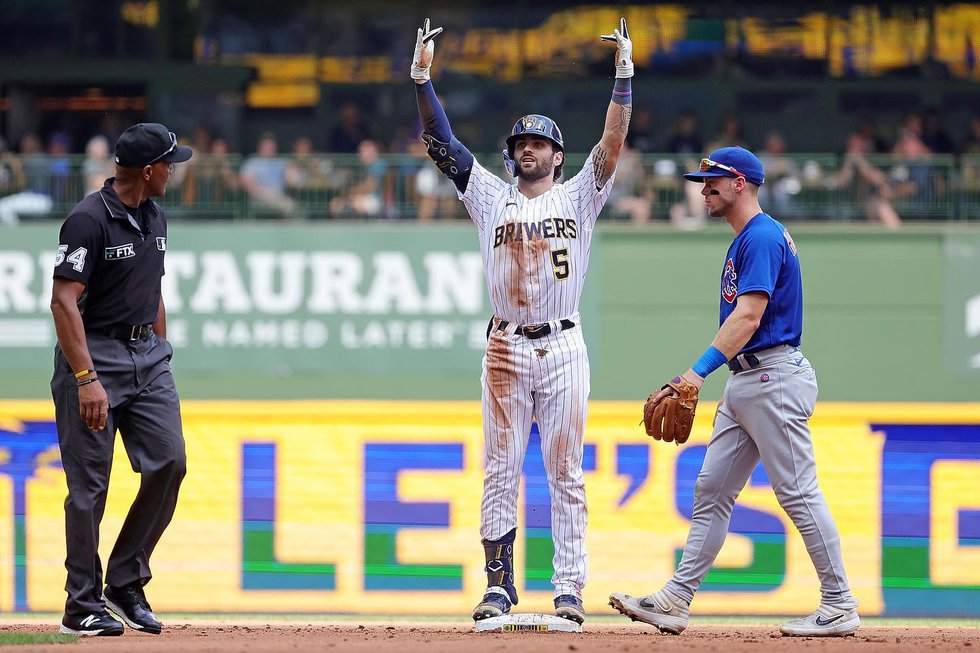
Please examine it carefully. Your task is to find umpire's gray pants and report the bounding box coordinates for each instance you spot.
[663,346,853,606]
[51,332,186,616]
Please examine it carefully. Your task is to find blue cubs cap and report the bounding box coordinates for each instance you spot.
[115,123,193,168]
[683,146,765,186]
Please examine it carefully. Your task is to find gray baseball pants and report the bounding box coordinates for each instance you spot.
[51,332,185,617]
[663,345,853,607]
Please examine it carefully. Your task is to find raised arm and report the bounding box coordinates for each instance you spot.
[594,18,634,188]
[412,18,474,193]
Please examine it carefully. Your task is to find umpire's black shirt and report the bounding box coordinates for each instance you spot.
[53,178,167,332]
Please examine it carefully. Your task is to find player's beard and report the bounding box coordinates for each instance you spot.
[517,158,554,183]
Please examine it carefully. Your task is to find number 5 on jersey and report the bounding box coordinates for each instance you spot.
[551,247,570,280]
[56,245,88,272]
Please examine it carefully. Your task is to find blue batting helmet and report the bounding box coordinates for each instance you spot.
[503,114,564,179]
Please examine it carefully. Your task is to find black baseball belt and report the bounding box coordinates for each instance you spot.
[96,323,154,341]
[727,353,761,373]
[487,317,576,340]
[727,345,801,373]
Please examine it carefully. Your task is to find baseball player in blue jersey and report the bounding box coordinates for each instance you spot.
[609,147,860,637]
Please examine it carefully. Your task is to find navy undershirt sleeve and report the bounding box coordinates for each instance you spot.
[415,81,452,143]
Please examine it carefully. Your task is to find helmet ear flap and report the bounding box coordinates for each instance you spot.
[502,148,518,177]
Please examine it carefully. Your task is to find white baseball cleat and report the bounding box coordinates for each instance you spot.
[780,599,860,637]
[608,589,689,634]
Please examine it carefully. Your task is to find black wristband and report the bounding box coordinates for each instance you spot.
[77,377,99,387]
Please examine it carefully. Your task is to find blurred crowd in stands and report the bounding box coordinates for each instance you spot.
[3,103,980,228]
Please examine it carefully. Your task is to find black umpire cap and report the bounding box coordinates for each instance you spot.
[115,123,193,168]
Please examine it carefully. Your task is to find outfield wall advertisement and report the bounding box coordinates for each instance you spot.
[0,401,977,617]
[0,225,493,375]
[4,225,980,401]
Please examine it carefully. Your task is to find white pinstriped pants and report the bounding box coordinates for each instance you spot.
[479,321,590,598]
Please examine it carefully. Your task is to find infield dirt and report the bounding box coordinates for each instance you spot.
[2,622,979,652]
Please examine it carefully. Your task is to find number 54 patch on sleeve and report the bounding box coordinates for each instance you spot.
[55,245,89,272]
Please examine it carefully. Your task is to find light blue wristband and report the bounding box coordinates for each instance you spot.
[691,345,728,378]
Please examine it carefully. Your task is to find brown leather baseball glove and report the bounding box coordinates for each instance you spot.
[643,376,699,444]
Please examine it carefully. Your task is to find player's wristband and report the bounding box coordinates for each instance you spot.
[611,78,632,105]
[77,377,99,387]
[691,346,727,378]
[74,368,95,379]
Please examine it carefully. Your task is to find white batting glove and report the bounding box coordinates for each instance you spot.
[411,18,444,83]
[601,17,633,78]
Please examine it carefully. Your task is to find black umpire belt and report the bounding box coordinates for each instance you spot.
[727,352,761,374]
[97,324,154,341]
[490,318,576,340]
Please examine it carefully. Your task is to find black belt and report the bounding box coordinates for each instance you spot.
[488,318,576,340]
[101,324,154,341]
[727,353,760,374]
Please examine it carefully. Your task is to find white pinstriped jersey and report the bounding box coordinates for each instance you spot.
[460,148,616,599]
[460,151,615,325]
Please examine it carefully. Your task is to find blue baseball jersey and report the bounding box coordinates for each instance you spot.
[719,212,803,354]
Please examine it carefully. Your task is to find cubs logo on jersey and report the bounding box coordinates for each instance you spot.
[722,258,738,303]
[782,228,797,256]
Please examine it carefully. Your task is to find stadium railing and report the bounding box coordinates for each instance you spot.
[2,153,977,223]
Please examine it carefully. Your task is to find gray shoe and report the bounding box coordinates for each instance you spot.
[609,589,689,634]
[780,599,860,637]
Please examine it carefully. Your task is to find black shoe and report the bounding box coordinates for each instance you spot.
[103,583,162,634]
[472,590,513,621]
[554,594,586,624]
[60,611,124,636]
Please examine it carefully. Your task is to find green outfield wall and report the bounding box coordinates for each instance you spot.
[1,223,978,401]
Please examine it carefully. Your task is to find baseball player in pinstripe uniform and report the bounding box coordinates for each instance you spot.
[609,147,860,637]
[411,17,633,623]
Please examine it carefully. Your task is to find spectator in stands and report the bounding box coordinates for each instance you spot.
[46,132,73,206]
[176,124,215,208]
[415,162,459,222]
[665,109,708,229]
[626,107,657,153]
[834,131,901,229]
[189,137,241,216]
[0,136,52,225]
[706,111,748,152]
[82,135,114,195]
[240,132,300,218]
[328,100,371,153]
[664,108,704,156]
[285,135,334,193]
[962,114,980,155]
[920,107,955,155]
[960,114,980,192]
[887,113,935,219]
[608,142,653,224]
[757,131,802,217]
[329,138,387,218]
[849,118,890,154]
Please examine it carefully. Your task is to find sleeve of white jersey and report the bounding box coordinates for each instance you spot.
[459,158,510,233]
[563,147,616,232]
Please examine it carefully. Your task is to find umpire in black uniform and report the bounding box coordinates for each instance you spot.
[50,123,190,637]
